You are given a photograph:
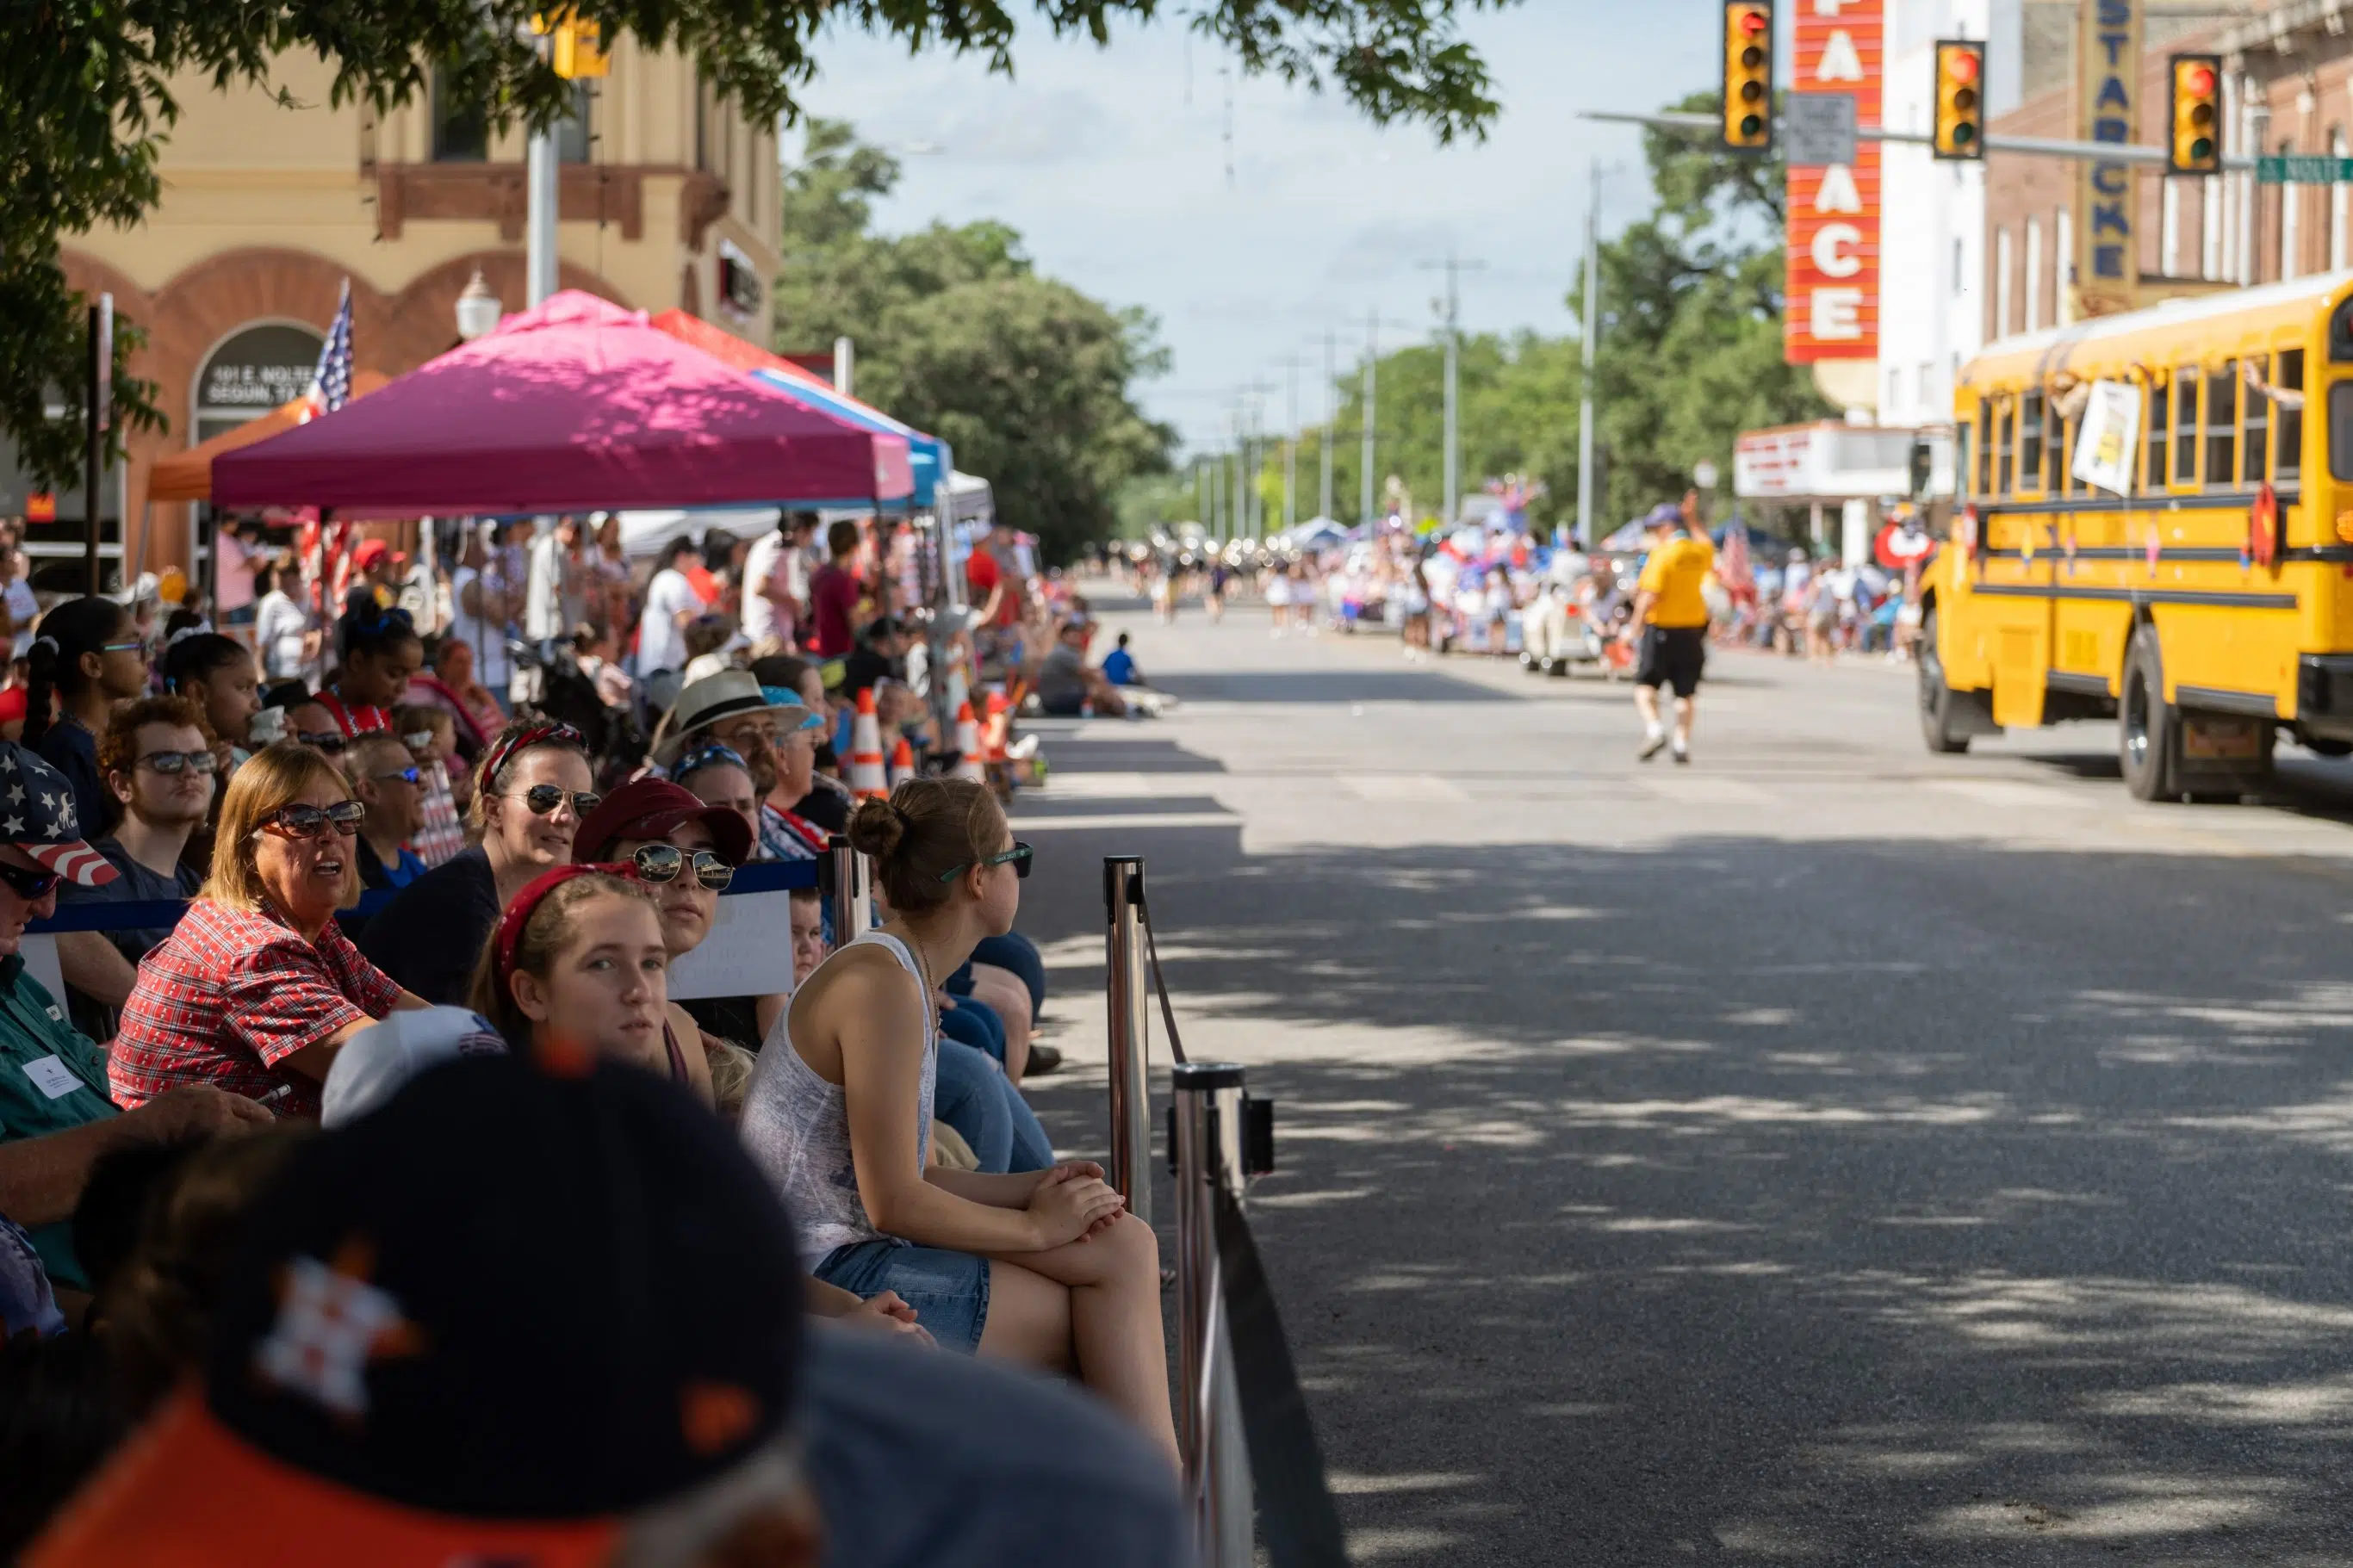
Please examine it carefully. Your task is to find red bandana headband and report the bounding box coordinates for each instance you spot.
[477,721,585,797]
[494,862,636,986]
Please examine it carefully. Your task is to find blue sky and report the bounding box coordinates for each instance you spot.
[794,4,1723,456]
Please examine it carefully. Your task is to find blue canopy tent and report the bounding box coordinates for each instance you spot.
[749,369,951,509]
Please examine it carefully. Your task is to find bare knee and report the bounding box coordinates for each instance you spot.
[1096,1211,1159,1283]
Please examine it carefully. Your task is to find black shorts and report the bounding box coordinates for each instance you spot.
[1636,625,1706,697]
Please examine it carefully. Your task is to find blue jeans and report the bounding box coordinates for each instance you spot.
[933,1036,1053,1174]
[970,932,1046,1013]
[940,995,1005,1063]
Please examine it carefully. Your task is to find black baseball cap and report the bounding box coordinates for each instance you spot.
[31,1052,804,1566]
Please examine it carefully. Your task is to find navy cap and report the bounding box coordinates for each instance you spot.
[0,743,116,886]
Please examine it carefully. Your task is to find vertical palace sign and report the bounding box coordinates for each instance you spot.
[2075,0,2144,318]
[1785,0,1884,363]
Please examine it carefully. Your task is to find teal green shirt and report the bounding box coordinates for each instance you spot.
[0,953,117,1287]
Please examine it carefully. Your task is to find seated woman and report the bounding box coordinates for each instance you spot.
[357,721,597,1006]
[740,778,1178,1462]
[570,778,763,1107]
[109,743,430,1117]
[466,865,687,1091]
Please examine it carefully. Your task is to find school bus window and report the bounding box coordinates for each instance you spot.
[2244,356,2269,486]
[2020,390,2045,490]
[1973,399,1993,496]
[2278,350,2305,482]
[2173,365,2200,485]
[1958,413,1977,500]
[2331,297,2353,363]
[2145,379,2170,491]
[2206,360,2237,488]
[2329,381,2353,480]
[1995,397,2015,494]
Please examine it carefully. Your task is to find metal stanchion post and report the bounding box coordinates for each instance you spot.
[1103,856,1152,1218]
[1172,1061,1253,1567]
[825,834,871,946]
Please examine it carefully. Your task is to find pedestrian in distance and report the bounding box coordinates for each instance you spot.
[1624,503,1717,765]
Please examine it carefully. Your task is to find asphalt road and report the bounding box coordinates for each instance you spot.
[1008,585,2353,1566]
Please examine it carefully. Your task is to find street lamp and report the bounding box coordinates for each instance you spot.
[455,270,503,341]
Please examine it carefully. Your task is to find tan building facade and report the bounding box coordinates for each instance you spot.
[1983,4,2353,346]
[52,40,780,581]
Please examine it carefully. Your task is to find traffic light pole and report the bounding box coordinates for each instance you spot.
[1575,158,1599,553]
[1580,108,2260,169]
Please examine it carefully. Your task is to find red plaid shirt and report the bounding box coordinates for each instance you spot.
[109,899,400,1118]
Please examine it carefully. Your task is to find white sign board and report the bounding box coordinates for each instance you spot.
[668,888,799,1001]
[2070,381,2143,496]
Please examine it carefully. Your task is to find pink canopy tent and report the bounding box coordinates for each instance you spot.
[213,291,915,516]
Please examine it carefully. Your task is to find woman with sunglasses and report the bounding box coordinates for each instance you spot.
[571,778,760,1107]
[109,743,430,1117]
[741,777,1179,1464]
[356,721,597,1007]
[22,597,150,836]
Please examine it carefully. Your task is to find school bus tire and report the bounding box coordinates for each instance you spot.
[2120,625,2178,803]
[1917,607,1972,754]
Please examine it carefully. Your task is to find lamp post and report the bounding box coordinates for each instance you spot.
[455,270,503,341]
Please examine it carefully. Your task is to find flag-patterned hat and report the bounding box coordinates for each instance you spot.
[0,743,118,887]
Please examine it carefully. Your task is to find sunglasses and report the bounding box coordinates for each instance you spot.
[138,749,218,777]
[98,641,144,654]
[510,784,601,818]
[260,800,366,840]
[295,731,350,756]
[372,767,423,787]
[0,860,62,902]
[936,842,1034,883]
[625,842,736,892]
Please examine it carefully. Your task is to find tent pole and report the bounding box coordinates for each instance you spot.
[314,507,331,687]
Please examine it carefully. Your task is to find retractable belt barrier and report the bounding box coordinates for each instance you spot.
[19,858,820,1006]
[1103,856,1346,1568]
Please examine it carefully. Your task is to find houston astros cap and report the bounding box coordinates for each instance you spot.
[29,1051,805,1566]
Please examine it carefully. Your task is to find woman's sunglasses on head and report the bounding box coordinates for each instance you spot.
[937,842,1034,883]
[511,784,601,818]
[258,800,366,840]
[624,842,735,892]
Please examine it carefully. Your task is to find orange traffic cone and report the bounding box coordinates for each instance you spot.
[952,701,985,783]
[888,736,915,788]
[848,688,889,798]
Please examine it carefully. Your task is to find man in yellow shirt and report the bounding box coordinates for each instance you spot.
[1624,504,1717,763]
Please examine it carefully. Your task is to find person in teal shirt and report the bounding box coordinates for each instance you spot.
[0,741,270,1290]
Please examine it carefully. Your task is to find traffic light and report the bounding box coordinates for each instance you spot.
[1932,40,1985,160]
[1721,2,1773,153]
[552,18,608,80]
[2170,53,2222,174]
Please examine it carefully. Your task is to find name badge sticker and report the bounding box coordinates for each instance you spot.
[22,1055,81,1100]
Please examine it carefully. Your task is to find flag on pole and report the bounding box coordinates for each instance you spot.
[309,280,353,413]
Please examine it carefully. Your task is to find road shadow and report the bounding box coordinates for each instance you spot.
[1014,817,2353,1565]
[1152,670,1518,705]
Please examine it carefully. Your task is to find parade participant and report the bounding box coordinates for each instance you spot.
[345,732,428,891]
[357,722,596,1007]
[1625,503,1716,765]
[159,629,260,766]
[573,777,757,1098]
[318,604,422,738]
[742,778,1178,1463]
[54,699,213,1040]
[109,744,429,1118]
[0,742,272,1293]
[23,598,149,834]
[25,1052,1188,1568]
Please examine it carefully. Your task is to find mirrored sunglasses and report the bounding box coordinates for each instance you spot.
[512,784,601,818]
[261,800,366,840]
[627,842,736,892]
[139,749,218,777]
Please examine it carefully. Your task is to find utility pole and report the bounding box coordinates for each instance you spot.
[527,126,558,303]
[1319,330,1336,525]
[1576,158,1602,550]
[1360,310,1377,527]
[1278,356,1307,536]
[1419,254,1486,530]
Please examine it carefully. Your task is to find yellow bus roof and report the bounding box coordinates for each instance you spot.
[1964,268,2353,387]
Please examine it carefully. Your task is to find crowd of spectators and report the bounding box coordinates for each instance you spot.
[0,505,1188,1564]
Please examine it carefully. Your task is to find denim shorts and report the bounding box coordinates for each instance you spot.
[814,1240,990,1355]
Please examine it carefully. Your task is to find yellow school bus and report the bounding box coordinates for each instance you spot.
[1923,269,2353,800]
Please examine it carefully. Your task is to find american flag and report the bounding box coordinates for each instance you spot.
[310,279,353,412]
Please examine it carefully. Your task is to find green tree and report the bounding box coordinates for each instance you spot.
[3,2,1518,488]
[775,121,1176,564]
